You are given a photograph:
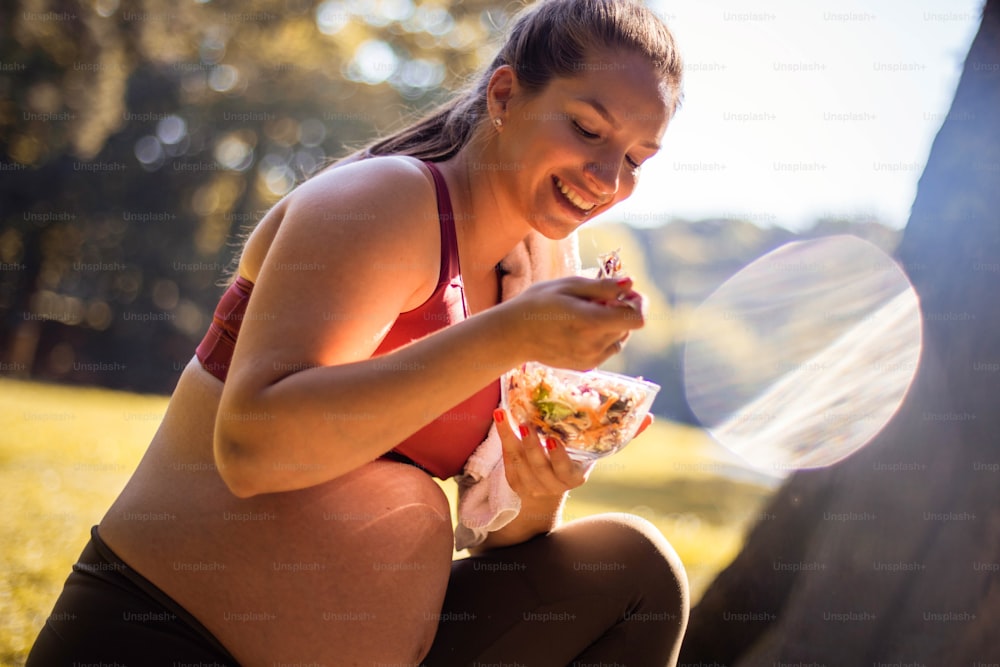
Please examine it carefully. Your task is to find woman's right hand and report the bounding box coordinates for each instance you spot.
[502,276,646,370]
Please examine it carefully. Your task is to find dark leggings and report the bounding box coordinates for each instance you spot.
[425,513,689,666]
[26,526,239,666]
[28,515,688,666]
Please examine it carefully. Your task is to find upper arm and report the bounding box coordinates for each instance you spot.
[222,156,439,396]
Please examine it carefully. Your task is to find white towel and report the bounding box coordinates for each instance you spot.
[454,231,581,551]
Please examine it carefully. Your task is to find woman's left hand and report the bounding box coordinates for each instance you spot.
[494,408,594,501]
[471,409,654,552]
[494,409,654,501]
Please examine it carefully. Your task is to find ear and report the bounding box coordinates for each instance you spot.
[486,65,517,123]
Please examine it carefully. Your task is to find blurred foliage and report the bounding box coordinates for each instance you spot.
[0,0,507,390]
[0,0,903,415]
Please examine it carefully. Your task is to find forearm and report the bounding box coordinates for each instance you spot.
[216,305,526,496]
[216,275,641,497]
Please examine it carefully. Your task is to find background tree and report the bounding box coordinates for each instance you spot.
[679,0,1000,663]
[0,0,502,391]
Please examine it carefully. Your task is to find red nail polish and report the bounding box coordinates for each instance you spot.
[493,409,505,423]
[546,438,558,451]
[519,424,530,438]
[616,277,632,286]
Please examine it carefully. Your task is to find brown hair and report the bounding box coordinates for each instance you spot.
[343,0,683,164]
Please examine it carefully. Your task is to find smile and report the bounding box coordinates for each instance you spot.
[554,176,597,212]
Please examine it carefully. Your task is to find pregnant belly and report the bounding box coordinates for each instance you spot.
[98,360,455,664]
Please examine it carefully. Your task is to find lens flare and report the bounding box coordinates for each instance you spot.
[683,235,922,473]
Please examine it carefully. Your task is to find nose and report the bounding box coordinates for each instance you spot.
[584,158,621,200]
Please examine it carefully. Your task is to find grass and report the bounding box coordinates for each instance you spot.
[0,378,776,665]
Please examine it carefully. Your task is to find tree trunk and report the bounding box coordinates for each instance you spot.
[679,1,1000,664]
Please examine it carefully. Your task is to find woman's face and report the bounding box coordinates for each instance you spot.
[492,48,674,239]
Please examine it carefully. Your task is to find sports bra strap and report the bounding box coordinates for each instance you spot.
[422,161,460,286]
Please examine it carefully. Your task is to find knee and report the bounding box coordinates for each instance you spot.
[576,513,690,619]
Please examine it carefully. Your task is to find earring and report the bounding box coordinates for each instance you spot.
[493,117,503,130]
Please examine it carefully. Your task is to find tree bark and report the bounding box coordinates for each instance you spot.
[679,1,1000,664]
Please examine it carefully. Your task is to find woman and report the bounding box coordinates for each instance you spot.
[29,0,687,664]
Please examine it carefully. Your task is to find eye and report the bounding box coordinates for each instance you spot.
[574,118,643,175]
[572,120,600,140]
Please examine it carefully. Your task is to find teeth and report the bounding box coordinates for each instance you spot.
[555,177,596,212]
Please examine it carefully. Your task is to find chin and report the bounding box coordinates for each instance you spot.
[526,191,603,239]
[528,218,582,241]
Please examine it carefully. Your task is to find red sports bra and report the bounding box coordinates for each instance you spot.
[195,161,500,479]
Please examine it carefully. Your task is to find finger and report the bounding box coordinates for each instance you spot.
[494,412,545,492]
[618,289,646,314]
[501,424,577,498]
[530,278,646,333]
[514,428,569,497]
[635,413,654,437]
[608,331,632,354]
[599,331,634,364]
[554,276,641,304]
[575,298,646,333]
[494,409,529,484]
[545,438,591,488]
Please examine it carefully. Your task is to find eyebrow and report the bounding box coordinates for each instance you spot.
[579,97,662,151]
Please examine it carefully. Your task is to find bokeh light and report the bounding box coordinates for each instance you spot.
[214,134,254,171]
[346,39,398,85]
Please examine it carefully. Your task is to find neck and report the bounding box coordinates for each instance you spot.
[434,142,533,279]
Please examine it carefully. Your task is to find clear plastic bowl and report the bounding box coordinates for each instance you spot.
[501,361,660,463]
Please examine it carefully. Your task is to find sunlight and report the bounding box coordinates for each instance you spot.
[601,0,983,231]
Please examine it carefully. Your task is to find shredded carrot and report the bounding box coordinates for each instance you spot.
[596,395,618,421]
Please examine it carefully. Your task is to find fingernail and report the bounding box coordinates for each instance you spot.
[519,424,530,438]
[616,277,632,286]
[493,409,505,423]
[546,438,558,451]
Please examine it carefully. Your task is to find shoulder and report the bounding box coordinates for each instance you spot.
[241,156,441,286]
[282,155,442,277]
[288,155,437,225]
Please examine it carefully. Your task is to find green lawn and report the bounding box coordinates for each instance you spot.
[0,377,776,665]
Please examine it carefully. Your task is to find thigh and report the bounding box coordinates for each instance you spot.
[424,512,689,666]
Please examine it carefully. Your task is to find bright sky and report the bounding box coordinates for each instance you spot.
[601,0,984,231]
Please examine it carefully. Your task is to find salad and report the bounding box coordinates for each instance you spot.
[503,362,659,460]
